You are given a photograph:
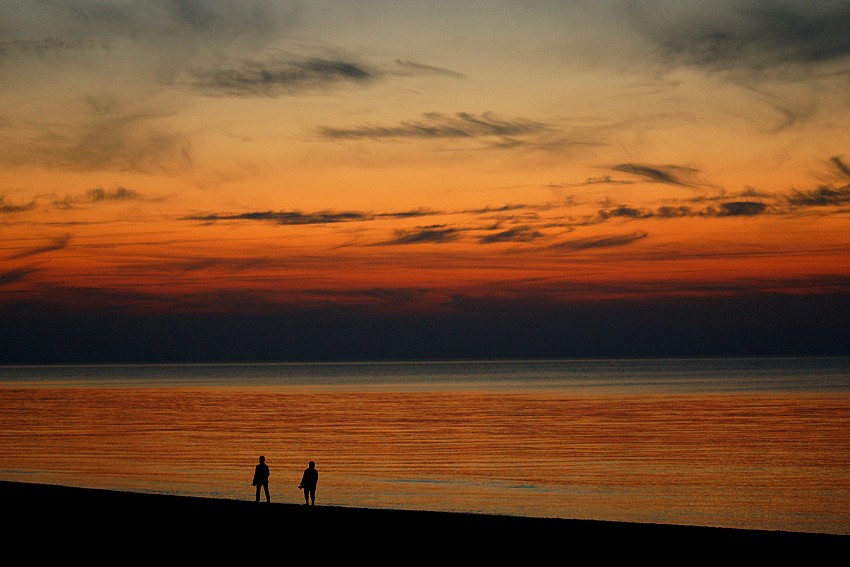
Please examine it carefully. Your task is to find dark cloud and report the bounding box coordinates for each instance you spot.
[654,206,695,218]
[641,1,850,73]
[593,200,771,223]
[0,267,36,286]
[182,208,436,226]
[0,195,36,214]
[716,201,769,216]
[463,204,538,215]
[597,205,653,220]
[787,184,850,206]
[87,186,142,202]
[184,210,371,225]
[376,208,442,219]
[52,186,148,209]
[376,227,461,246]
[193,57,376,97]
[610,163,700,186]
[553,231,648,251]
[9,234,71,259]
[480,226,545,244]
[830,155,850,179]
[319,112,548,142]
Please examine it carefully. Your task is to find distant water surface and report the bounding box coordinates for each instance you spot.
[1,357,848,535]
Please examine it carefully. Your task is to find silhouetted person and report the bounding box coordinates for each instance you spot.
[252,455,270,503]
[298,460,318,505]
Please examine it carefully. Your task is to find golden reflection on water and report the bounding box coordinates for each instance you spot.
[1,387,848,534]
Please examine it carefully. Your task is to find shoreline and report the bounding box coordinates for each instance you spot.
[2,480,845,560]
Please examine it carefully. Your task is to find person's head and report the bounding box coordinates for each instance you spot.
[308,460,315,468]
[259,455,265,463]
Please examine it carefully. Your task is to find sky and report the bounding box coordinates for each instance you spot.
[1,1,849,363]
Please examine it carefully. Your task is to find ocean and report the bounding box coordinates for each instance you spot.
[1,357,848,535]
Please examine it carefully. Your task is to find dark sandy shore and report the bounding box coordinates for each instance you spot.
[2,481,844,561]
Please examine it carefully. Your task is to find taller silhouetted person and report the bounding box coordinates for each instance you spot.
[252,455,270,503]
[299,460,318,505]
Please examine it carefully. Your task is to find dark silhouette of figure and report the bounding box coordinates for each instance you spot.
[298,460,318,505]
[252,455,270,503]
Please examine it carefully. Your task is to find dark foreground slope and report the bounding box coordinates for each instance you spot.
[2,481,844,562]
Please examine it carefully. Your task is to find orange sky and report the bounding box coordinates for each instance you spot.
[1,2,849,362]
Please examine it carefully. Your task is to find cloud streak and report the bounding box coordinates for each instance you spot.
[192,57,377,97]
[52,186,150,210]
[0,267,37,286]
[787,184,850,207]
[610,163,701,187]
[480,226,545,244]
[375,227,461,246]
[87,187,143,202]
[391,59,466,78]
[2,96,192,174]
[320,112,549,143]
[830,155,850,179]
[553,231,648,251]
[9,234,71,259]
[183,209,435,226]
[0,195,36,214]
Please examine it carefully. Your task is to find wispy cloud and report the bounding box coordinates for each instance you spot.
[391,59,465,78]
[787,184,850,207]
[144,257,275,274]
[192,57,376,97]
[597,205,653,220]
[463,203,540,215]
[87,187,142,202]
[2,96,192,174]
[0,195,36,214]
[595,200,772,222]
[553,231,648,251]
[375,227,461,246]
[610,163,701,187]
[637,1,850,74]
[185,210,370,225]
[190,50,466,98]
[715,201,768,216]
[830,155,850,179]
[9,234,71,259]
[551,176,634,189]
[480,226,545,244]
[53,186,149,210]
[182,208,435,225]
[7,0,290,57]
[0,267,37,286]
[320,112,549,143]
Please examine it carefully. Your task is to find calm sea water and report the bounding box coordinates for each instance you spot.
[1,357,848,535]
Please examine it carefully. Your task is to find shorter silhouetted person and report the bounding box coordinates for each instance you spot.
[298,460,318,505]
[252,455,270,503]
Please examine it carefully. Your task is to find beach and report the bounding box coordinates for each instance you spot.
[2,481,844,562]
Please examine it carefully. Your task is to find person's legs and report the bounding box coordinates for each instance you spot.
[263,482,270,503]
[309,488,316,505]
[255,484,261,502]
[303,488,309,505]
